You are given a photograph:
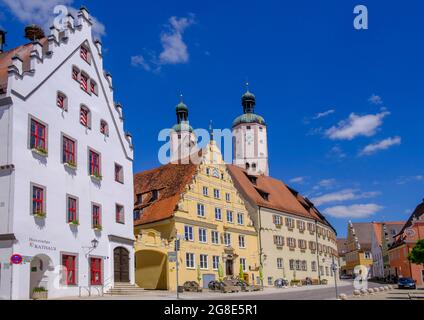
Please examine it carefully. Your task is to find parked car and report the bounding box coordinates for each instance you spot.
[274,278,289,288]
[398,278,417,290]
[183,281,203,292]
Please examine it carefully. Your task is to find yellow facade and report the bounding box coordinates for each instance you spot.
[134,142,260,290]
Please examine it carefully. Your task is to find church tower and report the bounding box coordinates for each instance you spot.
[232,87,269,176]
[170,97,197,163]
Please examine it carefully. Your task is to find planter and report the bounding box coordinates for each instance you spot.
[32,289,48,300]
[93,225,103,231]
[69,220,80,226]
[34,212,47,219]
[32,148,48,157]
[90,175,103,182]
[64,162,77,170]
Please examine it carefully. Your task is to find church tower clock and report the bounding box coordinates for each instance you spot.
[232,87,269,176]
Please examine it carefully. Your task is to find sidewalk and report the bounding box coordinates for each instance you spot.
[55,281,354,300]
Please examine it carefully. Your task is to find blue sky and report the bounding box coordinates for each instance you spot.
[1,0,423,237]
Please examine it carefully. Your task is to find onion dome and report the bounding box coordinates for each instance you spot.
[176,102,188,112]
[233,113,266,127]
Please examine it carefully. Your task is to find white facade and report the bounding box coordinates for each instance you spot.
[232,91,269,176]
[170,126,197,163]
[233,123,269,176]
[0,8,135,300]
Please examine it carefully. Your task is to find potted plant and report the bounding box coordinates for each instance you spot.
[69,219,79,226]
[91,173,103,181]
[34,211,46,219]
[32,287,48,300]
[64,160,77,169]
[93,224,102,231]
[32,146,48,156]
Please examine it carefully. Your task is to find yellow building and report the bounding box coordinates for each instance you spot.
[344,222,374,276]
[133,141,260,290]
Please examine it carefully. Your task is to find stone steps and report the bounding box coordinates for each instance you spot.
[105,283,147,296]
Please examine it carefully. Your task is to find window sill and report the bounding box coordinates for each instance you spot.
[31,148,48,157]
[64,162,77,170]
[33,213,47,219]
[90,175,103,182]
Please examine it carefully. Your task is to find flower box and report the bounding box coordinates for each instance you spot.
[90,174,103,181]
[32,147,48,157]
[69,220,80,226]
[93,225,103,231]
[64,161,77,170]
[32,288,48,300]
[34,212,46,219]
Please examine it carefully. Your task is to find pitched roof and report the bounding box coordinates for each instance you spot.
[0,39,48,94]
[133,163,197,225]
[226,164,335,230]
[399,200,424,235]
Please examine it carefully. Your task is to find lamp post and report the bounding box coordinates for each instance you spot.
[332,255,339,299]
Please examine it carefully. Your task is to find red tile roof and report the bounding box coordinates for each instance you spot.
[0,39,48,94]
[133,163,197,225]
[226,165,335,231]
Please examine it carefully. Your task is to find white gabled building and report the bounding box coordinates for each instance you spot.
[0,7,135,300]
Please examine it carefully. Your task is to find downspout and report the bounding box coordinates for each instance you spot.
[315,220,321,283]
[258,206,263,286]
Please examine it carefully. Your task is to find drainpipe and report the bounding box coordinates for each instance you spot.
[258,206,263,287]
[315,220,321,283]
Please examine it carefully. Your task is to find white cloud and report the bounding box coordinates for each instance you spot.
[324,204,383,219]
[369,94,383,105]
[359,136,401,156]
[396,175,424,185]
[311,189,380,206]
[313,179,337,191]
[327,146,347,160]
[325,111,390,140]
[313,109,336,120]
[131,55,151,71]
[132,15,195,72]
[1,0,106,39]
[289,177,307,184]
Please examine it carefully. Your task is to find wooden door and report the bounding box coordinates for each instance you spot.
[114,247,130,283]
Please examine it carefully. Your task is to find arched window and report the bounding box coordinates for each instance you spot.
[90,79,98,96]
[56,91,68,111]
[100,120,109,136]
[80,105,91,129]
[72,66,80,81]
[245,163,250,170]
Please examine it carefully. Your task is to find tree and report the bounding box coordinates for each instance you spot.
[408,239,424,265]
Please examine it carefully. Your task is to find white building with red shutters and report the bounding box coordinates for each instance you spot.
[0,7,135,300]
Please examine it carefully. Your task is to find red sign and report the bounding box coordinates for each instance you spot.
[10,254,23,265]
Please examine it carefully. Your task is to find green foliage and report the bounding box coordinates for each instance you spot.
[33,287,47,293]
[408,239,424,265]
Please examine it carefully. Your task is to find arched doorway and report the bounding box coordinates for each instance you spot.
[135,250,168,290]
[29,254,53,299]
[114,247,130,283]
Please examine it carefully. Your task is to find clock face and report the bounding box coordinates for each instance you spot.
[246,133,254,143]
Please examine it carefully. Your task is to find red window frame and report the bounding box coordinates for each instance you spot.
[63,136,76,164]
[32,186,44,214]
[57,93,65,109]
[116,204,124,224]
[80,46,89,62]
[30,119,46,150]
[100,120,108,136]
[80,73,88,91]
[67,197,77,223]
[72,67,79,81]
[92,204,101,227]
[62,254,76,285]
[90,81,97,94]
[80,107,90,128]
[89,150,100,176]
[90,258,102,285]
[114,164,123,183]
